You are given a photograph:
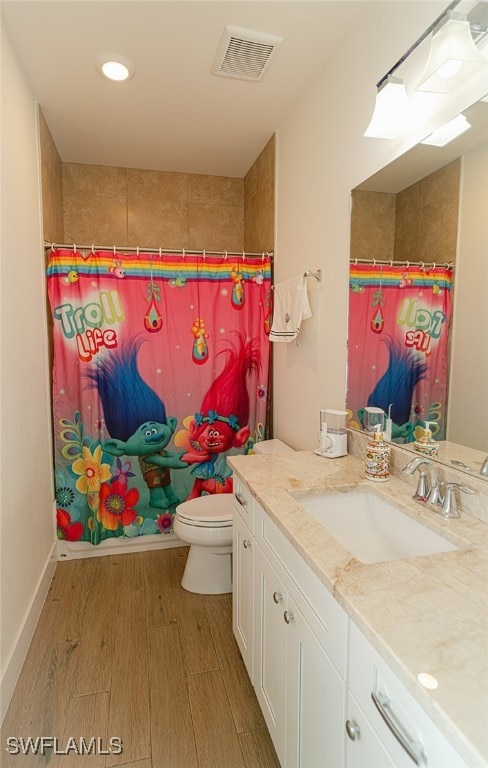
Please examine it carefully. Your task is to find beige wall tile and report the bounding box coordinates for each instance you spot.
[64,195,128,245]
[189,204,244,251]
[190,174,243,207]
[128,168,189,204]
[128,199,189,248]
[63,162,127,198]
[244,136,274,252]
[350,190,395,262]
[39,109,64,243]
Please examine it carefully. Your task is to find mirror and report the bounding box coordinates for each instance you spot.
[348,96,488,481]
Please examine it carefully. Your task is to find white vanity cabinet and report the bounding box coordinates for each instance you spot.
[232,477,255,680]
[233,486,348,768]
[345,621,466,768]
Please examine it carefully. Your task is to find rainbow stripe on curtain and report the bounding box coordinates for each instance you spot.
[47,248,272,545]
[347,263,452,443]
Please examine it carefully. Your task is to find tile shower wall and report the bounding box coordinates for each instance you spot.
[350,159,460,266]
[244,136,275,253]
[39,109,63,244]
[62,163,245,251]
[394,159,460,264]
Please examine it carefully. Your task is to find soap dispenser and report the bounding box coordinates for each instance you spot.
[414,421,439,457]
[365,424,391,482]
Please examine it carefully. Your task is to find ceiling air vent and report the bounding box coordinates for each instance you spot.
[211,26,283,82]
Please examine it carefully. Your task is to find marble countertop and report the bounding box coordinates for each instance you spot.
[228,451,488,767]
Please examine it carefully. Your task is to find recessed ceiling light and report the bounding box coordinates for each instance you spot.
[97,54,135,82]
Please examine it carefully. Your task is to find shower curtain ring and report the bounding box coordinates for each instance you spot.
[242,251,245,262]
[432,262,436,270]
[372,258,376,267]
[224,250,228,260]
[113,245,116,256]
[404,260,409,268]
[203,249,206,260]
[91,244,95,255]
[419,261,425,270]
[73,244,77,253]
[50,242,55,252]
[182,248,185,259]
[389,260,393,267]
[136,247,140,256]
[159,248,162,258]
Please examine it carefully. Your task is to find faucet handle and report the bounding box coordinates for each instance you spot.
[440,482,474,519]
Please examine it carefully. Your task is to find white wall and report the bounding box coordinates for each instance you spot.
[448,142,488,451]
[0,20,56,721]
[273,1,488,450]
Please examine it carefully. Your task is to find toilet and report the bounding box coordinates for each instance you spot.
[174,438,294,594]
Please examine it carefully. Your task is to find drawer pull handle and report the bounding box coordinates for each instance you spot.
[235,492,247,508]
[371,692,427,767]
[273,591,282,604]
[283,610,294,624]
[345,720,361,741]
[243,539,250,549]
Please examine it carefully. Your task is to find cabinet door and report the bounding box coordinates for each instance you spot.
[254,543,288,766]
[232,510,254,680]
[345,692,396,768]
[286,595,346,768]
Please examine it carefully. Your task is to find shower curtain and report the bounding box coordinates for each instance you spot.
[347,263,452,443]
[47,248,272,545]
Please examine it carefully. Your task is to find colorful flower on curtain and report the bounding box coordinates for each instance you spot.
[71,445,112,494]
[98,480,140,531]
[56,508,84,541]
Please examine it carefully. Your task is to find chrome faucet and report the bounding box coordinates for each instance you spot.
[403,457,474,518]
[439,482,474,519]
[480,456,488,477]
[402,457,441,505]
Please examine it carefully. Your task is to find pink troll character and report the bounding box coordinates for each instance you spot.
[182,334,261,499]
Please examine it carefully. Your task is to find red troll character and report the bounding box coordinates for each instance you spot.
[182,333,261,498]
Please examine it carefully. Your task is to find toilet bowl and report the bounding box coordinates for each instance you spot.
[174,493,233,594]
[174,440,295,594]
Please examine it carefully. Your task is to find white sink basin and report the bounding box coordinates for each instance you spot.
[298,489,459,564]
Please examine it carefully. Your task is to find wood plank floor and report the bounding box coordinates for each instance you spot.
[1,547,280,768]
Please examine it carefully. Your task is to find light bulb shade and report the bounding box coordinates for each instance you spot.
[364,76,409,139]
[420,114,471,146]
[416,13,487,93]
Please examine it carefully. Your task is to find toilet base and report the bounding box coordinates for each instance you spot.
[181,543,232,594]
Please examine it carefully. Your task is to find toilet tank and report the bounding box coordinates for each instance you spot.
[253,438,294,454]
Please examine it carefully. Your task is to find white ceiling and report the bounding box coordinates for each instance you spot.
[2,0,363,177]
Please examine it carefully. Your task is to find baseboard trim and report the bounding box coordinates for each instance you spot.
[0,540,57,725]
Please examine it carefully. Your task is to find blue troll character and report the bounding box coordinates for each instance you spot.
[85,338,187,510]
[362,337,428,442]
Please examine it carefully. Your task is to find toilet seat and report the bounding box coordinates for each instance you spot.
[175,493,233,527]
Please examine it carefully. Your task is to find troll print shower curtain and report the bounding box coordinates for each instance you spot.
[47,248,271,544]
[347,263,452,442]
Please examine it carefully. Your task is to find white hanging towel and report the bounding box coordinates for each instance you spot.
[269,274,312,343]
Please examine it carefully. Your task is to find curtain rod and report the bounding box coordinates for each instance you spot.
[44,241,273,260]
[350,257,454,269]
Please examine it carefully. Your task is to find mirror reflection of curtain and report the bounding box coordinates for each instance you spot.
[347,263,452,443]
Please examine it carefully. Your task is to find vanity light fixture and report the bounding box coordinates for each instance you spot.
[420,113,471,146]
[97,54,135,82]
[416,11,487,93]
[363,76,410,139]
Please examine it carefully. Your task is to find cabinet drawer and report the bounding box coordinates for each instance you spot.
[255,501,348,678]
[233,476,254,532]
[349,621,466,767]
